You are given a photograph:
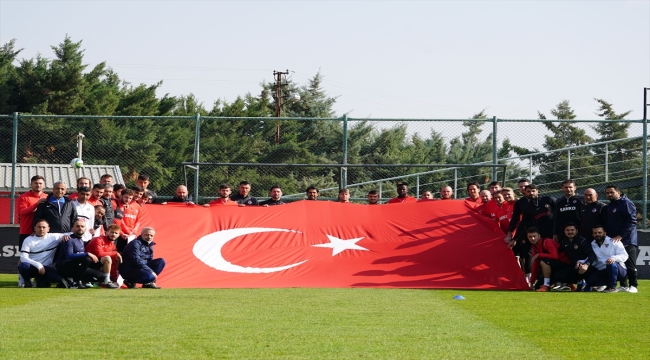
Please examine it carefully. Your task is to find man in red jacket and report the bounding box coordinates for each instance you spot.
[86,224,121,288]
[527,227,571,292]
[16,175,48,287]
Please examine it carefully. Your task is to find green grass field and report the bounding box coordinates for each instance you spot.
[1,275,648,359]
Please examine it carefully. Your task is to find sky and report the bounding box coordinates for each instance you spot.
[1,0,649,145]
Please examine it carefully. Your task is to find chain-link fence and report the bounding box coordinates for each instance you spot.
[1,113,648,227]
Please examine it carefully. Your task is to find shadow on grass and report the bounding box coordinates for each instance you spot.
[0,274,18,288]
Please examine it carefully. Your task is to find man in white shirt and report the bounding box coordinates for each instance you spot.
[18,219,70,288]
[585,225,629,293]
[73,186,95,243]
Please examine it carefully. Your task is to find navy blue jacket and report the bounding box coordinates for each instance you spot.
[120,236,156,274]
[607,194,637,246]
[56,235,88,268]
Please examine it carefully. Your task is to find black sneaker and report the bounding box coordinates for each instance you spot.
[123,280,137,289]
[603,287,618,293]
[76,281,88,289]
[23,279,33,288]
[142,282,161,289]
[61,278,73,289]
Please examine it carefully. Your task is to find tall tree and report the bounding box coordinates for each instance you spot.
[528,100,595,191]
[593,99,641,191]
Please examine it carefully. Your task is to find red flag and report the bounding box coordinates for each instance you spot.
[138,200,528,289]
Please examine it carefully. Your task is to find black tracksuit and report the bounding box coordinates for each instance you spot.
[554,196,583,237]
[554,235,597,284]
[518,196,556,239]
[579,201,608,241]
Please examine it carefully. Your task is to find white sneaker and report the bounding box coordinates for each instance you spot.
[628,286,638,294]
[18,274,25,288]
[596,285,607,292]
[616,286,629,292]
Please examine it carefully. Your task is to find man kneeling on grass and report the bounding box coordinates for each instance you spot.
[56,220,106,289]
[584,225,628,293]
[119,227,165,289]
[85,224,122,289]
[553,222,596,292]
[527,227,570,292]
[18,220,70,288]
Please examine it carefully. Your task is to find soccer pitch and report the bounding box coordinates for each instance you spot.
[1,275,648,359]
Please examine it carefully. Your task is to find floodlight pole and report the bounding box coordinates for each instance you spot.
[76,133,85,178]
[274,70,289,144]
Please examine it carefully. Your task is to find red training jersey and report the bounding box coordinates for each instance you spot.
[209,198,239,206]
[112,199,142,237]
[17,191,48,234]
[487,201,511,233]
[530,238,571,281]
[465,196,483,204]
[86,235,119,259]
[387,196,418,204]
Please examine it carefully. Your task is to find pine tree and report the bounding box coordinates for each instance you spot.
[593,99,641,189]
[531,100,594,191]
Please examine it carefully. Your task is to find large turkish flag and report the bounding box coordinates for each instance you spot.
[137,200,528,290]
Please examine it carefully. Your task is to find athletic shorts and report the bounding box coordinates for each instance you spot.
[540,258,571,273]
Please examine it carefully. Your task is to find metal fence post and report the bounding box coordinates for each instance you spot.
[529,155,533,181]
[567,150,571,179]
[492,116,498,181]
[193,113,201,202]
[454,168,458,199]
[643,87,648,229]
[9,112,18,225]
[341,114,348,189]
[605,143,609,182]
[416,175,420,197]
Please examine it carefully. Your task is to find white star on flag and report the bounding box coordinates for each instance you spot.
[312,235,368,256]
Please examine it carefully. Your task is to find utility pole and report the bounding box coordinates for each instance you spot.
[274,70,289,144]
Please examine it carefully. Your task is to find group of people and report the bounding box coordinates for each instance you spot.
[16,173,640,293]
[17,174,165,289]
[467,179,639,293]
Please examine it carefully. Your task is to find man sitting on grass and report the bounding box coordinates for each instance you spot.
[18,220,70,288]
[120,227,165,289]
[584,225,629,293]
[526,227,570,292]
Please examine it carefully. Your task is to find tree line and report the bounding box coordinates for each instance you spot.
[0,37,640,200]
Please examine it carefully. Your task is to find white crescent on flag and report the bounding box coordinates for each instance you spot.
[192,227,308,273]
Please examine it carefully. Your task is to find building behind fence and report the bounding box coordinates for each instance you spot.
[1,113,647,227]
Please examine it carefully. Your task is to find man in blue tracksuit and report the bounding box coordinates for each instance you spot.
[605,185,638,293]
[120,227,165,289]
[56,220,104,289]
